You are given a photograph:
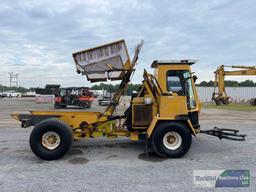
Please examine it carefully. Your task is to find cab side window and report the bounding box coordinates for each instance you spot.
[167,71,185,95]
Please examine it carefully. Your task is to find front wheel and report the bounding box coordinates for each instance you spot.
[151,122,192,158]
[29,119,73,160]
[54,103,62,109]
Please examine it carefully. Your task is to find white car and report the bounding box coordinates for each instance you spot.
[1,91,21,98]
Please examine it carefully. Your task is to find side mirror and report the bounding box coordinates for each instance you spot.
[193,75,198,83]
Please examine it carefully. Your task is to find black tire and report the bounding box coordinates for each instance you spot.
[54,103,61,109]
[250,98,256,106]
[29,119,73,160]
[54,103,66,109]
[79,101,89,108]
[221,98,229,105]
[151,122,192,158]
[214,98,223,106]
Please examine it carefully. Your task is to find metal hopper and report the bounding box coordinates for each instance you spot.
[73,40,131,82]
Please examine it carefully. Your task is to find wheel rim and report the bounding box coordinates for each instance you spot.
[41,131,61,150]
[163,131,182,150]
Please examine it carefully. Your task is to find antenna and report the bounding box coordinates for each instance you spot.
[9,72,19,87]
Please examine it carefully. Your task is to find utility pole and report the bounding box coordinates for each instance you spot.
[9,72,19,87]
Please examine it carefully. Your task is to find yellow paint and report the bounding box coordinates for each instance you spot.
[187,119,197,135]
[130,132,139,141]
[158,96,187,117]
[146,115,159,136]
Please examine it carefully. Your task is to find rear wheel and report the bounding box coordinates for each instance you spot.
[151,122,192,158]
[79,101,89,108]
[29,119,73,160]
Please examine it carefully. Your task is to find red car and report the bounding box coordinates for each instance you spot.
[54,87,95,109]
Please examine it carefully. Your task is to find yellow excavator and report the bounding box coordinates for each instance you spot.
[212,65,256,106]
[10,40,246,160]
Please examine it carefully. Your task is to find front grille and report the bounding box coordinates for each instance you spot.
[133,104,152,127]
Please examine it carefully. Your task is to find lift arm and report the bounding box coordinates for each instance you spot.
[103,41,143,116]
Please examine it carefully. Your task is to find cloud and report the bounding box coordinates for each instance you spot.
[0,0,255,87]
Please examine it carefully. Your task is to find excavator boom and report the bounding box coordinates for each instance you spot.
[212,65,256,106]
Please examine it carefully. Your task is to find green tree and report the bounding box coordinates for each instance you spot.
[90,83,142,95]
[197,80,256,87]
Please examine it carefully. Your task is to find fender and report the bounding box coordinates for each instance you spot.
[146,115,197,137]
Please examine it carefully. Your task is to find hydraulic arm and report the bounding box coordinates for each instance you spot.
[103,41,143,116]
[212,65,256,105]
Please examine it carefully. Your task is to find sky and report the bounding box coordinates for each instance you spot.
[0,0,256,88]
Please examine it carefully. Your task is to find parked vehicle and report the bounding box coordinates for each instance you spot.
[54,87,95,109]
[35,84,60,95]
[98,96,111,106]
[97,90,112,106]
[1,91,21,98]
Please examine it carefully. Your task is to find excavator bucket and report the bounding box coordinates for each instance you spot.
[73,39,131,82]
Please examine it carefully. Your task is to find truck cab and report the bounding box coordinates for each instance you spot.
[130,60,201,135]
[153,60,201,129]
[125,60,201,157]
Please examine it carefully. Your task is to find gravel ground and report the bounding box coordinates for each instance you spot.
[0,98,255,192]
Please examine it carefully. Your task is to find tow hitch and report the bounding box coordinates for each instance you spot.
[200,127,246,141]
